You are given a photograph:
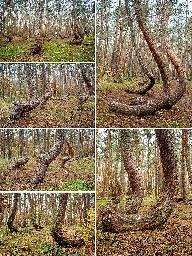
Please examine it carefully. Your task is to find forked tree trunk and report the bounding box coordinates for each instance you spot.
[100,129,178,232]
[32,130,65,188]
[109,1,186,116]
[52,193,85,247]
[120,130,144,213]
[7,193,19,233]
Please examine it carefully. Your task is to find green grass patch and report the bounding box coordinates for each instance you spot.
[70,157,94,174]
[61,179,94,191]
[0,44,30,60]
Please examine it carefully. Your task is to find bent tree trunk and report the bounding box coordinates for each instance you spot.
[10,64,52,121]
[120,130,144,213]
[100,129,178,232]
[7,193,19,233]
[52,193,85,247]
[11,155,29,170]
[109,1,186,116]
[124,0,155,95]
[32,130,65,188]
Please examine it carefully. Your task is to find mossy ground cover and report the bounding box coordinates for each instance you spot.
[0,225,94,256]
[0,35,94,62]
[96,78,192,128]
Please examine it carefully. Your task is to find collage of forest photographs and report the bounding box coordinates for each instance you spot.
[0,0,192,255]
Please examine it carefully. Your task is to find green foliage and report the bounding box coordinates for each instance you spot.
[0,44,30,60]
[82,208,95,241]
[61,179,94,191]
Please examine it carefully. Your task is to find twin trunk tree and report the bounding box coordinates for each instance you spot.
[52,193,85,247]
[100,129,178,232]
[109,0,186,116]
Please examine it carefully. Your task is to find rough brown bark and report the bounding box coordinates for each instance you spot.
[32,130,65,188]
[124,0,155,95]
[109,1,186,116]
[120,130,144,213]
[7,193,19,233]
[52,193,85,247]
[10,64,52,120]
[100,129,178,232]
[11,155,29,170]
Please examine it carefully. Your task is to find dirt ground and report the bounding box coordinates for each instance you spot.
[0,97,95,128]
[96,82,192,128]
[97,201,192,256]
[0,157,95,191]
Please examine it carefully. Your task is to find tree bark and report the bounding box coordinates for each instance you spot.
[11,155,29,170]
[120,130,144,213]
[7,193,19,233]
[32,130,65,188]
[109,1,186,116]
[100,129,178,232]
[52,193,85,247]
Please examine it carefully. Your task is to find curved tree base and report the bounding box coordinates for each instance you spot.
[10,98,40,120]
[125,77,155,95]
[52,229,85,248]
[100,196,175,232]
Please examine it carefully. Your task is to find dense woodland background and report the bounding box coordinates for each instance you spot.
[0,63,95,128]
[97,129,192,255]
[96,0,192,128]
[0,129,95,191]
[0,0,95,62]
[0,193,95,255]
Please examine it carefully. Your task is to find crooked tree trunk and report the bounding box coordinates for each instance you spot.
[11,155,29,170]
[109,1,186,116]
[7,193,19,233]
[100,129,178,232]
[10,65,52,120]
[120,130,144,213]
[52,193,85,248]
[32,130,65,188]
[124,0,155,95]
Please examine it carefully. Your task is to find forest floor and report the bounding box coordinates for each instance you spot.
[0,35,95,62]
[96,79,192,128]
[96,198,192,256]
[0,156,95,191]
[0,96,95,128]
[0,225,95,256]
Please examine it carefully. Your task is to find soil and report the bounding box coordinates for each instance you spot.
[0,157,95,191]
[0,97,95,128]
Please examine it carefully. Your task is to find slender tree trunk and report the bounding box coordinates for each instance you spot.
[120,130,144,213]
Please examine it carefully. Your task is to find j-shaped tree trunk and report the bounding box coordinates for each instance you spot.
[100,129,178,232]
[32,130,65,188]
[120,130,144,213]
[7,193,19,233]
[109,1,186,116]
[52,193,85,247]
[124,0,155,95]
[10,64,52,120]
